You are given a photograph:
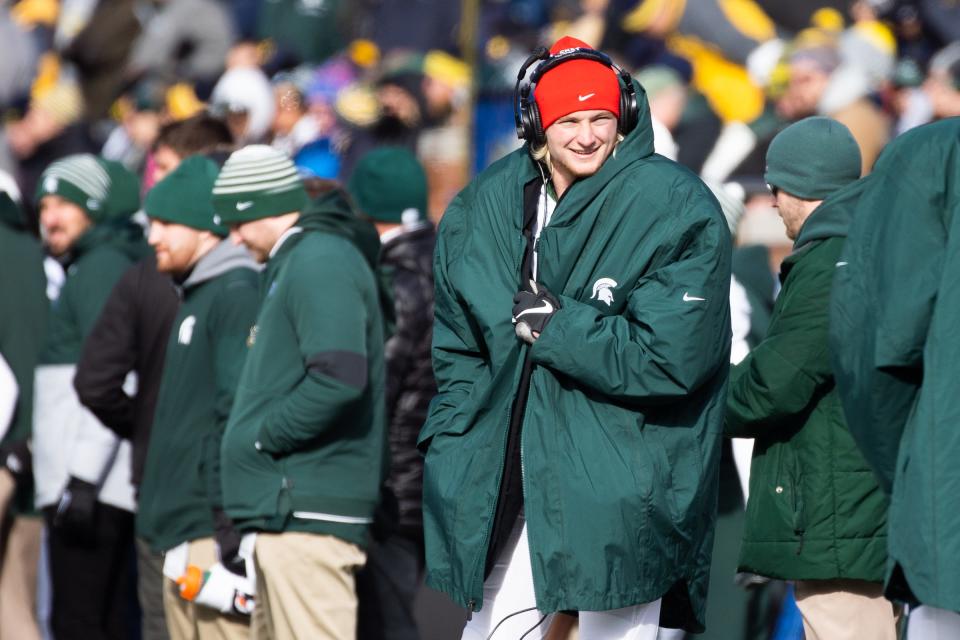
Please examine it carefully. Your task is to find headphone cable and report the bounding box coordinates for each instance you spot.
[484,606,539,640]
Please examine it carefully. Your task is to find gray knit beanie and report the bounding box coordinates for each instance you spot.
[764,117,861,200]
[211,145,308,225]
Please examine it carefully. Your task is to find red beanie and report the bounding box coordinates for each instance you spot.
[534,37,621,132]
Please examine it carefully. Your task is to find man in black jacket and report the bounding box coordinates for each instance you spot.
[73,114,232,640]
[349,147,436,640]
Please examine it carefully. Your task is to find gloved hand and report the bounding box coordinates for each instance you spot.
[0,439,32,483]
[212,507,245,577]
[512,280,561,344]
[54,476,99,544]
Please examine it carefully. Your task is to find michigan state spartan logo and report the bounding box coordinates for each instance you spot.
[590,278,618,306]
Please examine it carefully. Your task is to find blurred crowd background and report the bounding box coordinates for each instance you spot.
[2,0,960,243]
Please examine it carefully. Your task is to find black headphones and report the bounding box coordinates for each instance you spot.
[514,46,640,148]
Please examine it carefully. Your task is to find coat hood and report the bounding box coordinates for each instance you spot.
[69,218,149,265]
[183,238,259,289]
[794,176,869,249]
[296,188,381,271]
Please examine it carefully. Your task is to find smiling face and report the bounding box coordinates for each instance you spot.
[39,195,92,256]
[544,109,619,197]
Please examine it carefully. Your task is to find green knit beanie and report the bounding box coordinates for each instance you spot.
[211,145,308,225]
[764,117,861,200]
[35,155,142,222]
[145,156,227,236]
[348,146,428,224]
[99,159,141,219]
[35,154,111,221]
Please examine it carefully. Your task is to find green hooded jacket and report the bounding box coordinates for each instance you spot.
[419,84,732,632]
[0,195,47,514]
[33,216,149,512]
[727,178,888,581]
[829,118,960,611]
[220,190,387,548]
[137,241,259,552]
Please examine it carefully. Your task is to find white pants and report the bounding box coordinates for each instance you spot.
[462,517,661,640]
[908,606,960,639]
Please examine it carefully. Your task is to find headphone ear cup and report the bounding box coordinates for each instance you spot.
[618,74,639,136]
[530,100,546,148]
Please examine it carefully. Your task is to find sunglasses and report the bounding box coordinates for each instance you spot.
[766,183,780,197]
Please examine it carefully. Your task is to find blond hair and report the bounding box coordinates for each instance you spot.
[529,132,625,175]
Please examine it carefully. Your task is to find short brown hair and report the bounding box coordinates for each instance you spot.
[154,114,233,157]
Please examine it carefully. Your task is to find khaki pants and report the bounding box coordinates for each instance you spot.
[795,579,901,640]
[162,537,249,640]
[0,515,42,640]
[252,532,366,640]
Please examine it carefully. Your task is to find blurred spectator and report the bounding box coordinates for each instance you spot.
[271,81,321,157]
[636,64,686,160]
[350,147,435,640]
[126,0,235,94]
[57,0,141,121]
[0,189,47,640]
[99,77,168,176]
[417,50,472,219]
[4,77,93,211]
[32,155,148,640]
[209,65,275,145]
[887,57,933,134]
[779,39,891,174]
[305,56,357,139]
[338,62,427,179]
[923,41,960,119]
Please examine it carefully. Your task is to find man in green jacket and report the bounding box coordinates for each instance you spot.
[32,154,148,639]
[830,117,960,637]
[0,190,47,640]
[136,156,260,638]
[421,37,731,638]
[726,117,896,640]
[213,145,386,640]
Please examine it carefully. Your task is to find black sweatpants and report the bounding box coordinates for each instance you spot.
[43,503,135,640]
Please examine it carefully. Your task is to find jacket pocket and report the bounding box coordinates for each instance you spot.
[775,445,806,547]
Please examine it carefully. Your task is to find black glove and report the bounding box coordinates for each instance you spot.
[0,439,32,483]
[512,280,561,344]
[53,476,99,544]
[212,507,246,577]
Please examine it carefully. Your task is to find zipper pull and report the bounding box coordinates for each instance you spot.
[466,599,475,621]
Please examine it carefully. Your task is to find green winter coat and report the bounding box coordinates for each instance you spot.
[727,179,888,581]
[137,241,259,552]
[220,191,386,548]
[33,218,148,512]
[420,85,732,632]
[0,194,47,514]
[829,118,960,611]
